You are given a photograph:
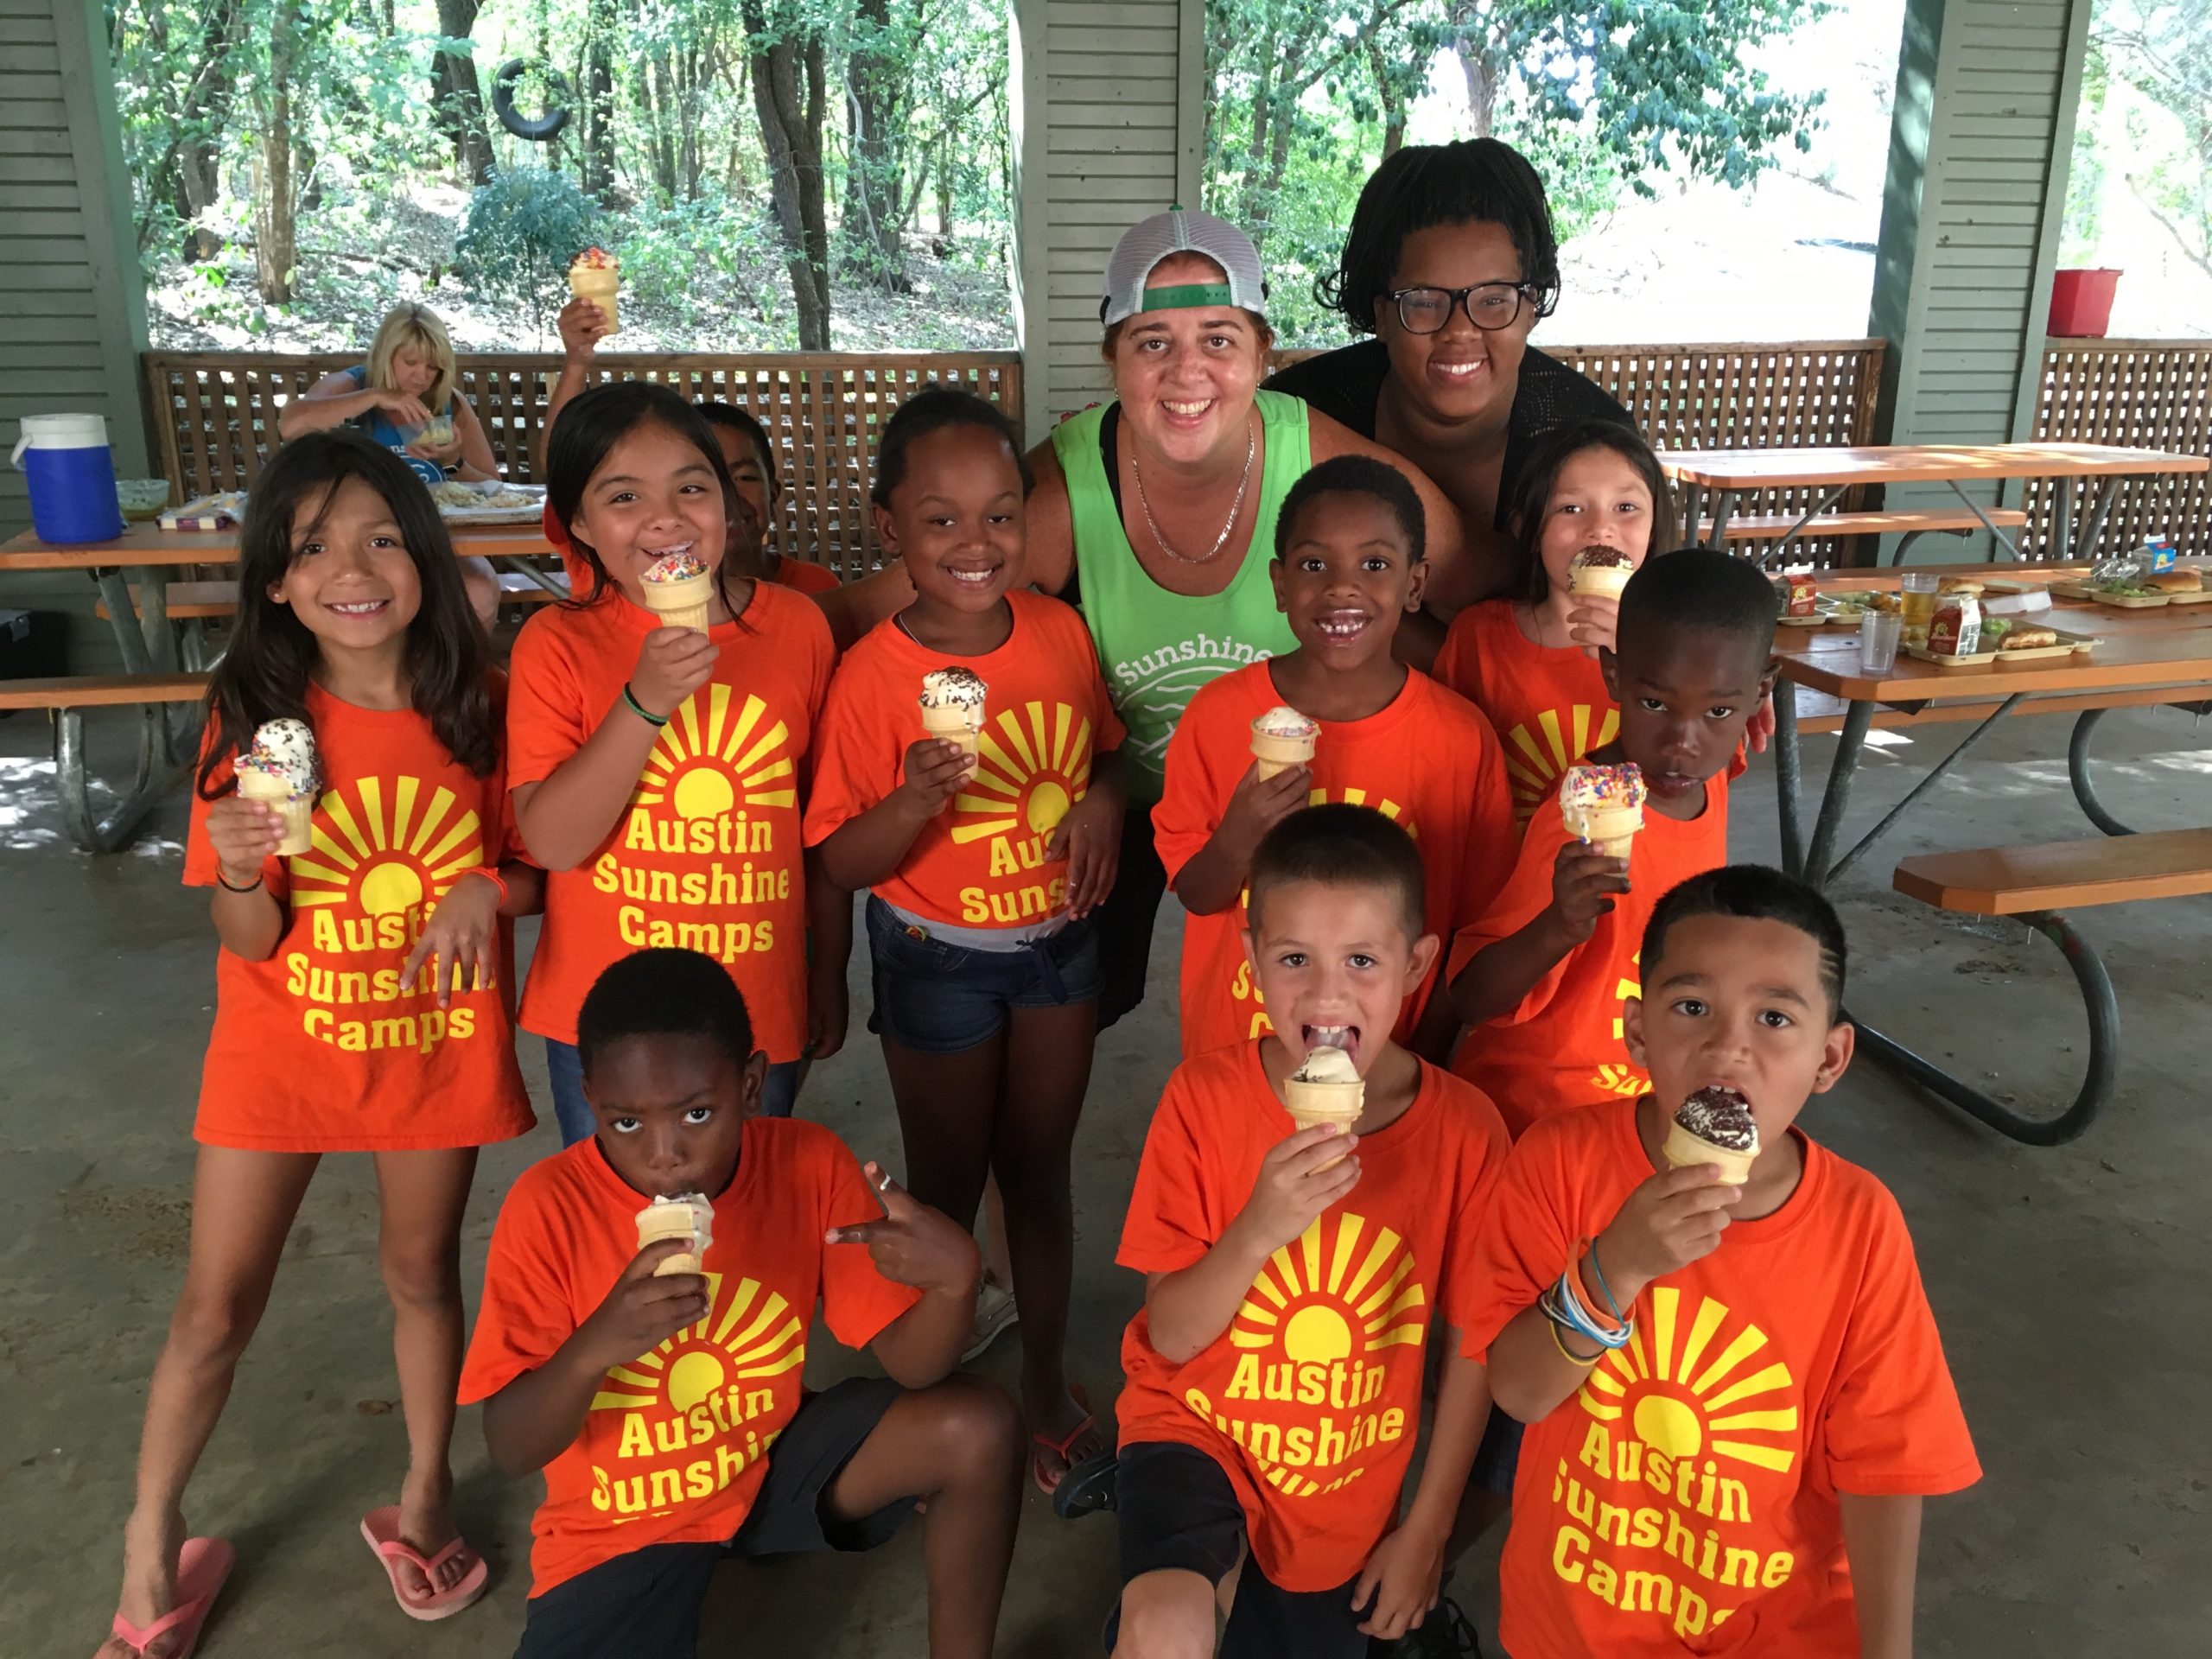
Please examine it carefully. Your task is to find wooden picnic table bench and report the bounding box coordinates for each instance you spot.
[0,672,209,853]
[1696,506,2031,566]
[1771,581,2212,1145]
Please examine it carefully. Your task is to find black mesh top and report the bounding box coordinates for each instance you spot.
[1264,338,1634,530]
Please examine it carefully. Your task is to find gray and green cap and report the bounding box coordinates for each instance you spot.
[1101,207,1269,327]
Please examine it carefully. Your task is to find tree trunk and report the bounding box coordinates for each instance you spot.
[431,0,497,187]
[582,0,620,199]
[1367,41,1405,159]
[742,0,833,347]
[1452,30,1498,137]
[647,50,680,199]
[936,142,954,237]
[842,0,910,291]
[251,29,297,305]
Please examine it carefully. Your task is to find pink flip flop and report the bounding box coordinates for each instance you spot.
[1032,1383,1100,1497]
[109,1535,233,1659]
[359,1506,488,1621]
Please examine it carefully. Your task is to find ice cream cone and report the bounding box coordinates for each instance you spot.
[1250,729,1317,781]
[636,1194,714,1276]
[569,267,620,334]
[639,569,713,632]
[1564,803,1643,860]
[236,767,313,855]
[921,702,983,758]
[1284,1078,1364,1169]
[1663,1122,1757,1185]
[1568,563,1635,601]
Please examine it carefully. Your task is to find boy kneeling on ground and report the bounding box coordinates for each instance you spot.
[459,948,1023,1659]
[1466,867,1980,1656]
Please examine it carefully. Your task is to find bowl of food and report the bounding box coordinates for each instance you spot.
[116,479,172,521]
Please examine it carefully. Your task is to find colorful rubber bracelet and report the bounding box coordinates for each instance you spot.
[1543,1272,1632,1351]
[215,868,264,893]
[455,865,508,906]
[1565,1244,1623,1335]
[1586,1239,1627,1325]
[622,683,669,728]
[1549,1317,1602,1368]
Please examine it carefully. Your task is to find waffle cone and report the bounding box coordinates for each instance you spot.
[640,569,713,632]
[1662,1122,1757,1185]
[569,269,620,332]
[1250,728,1316,781]
[920,702,983,757]
[236,768,314,855]
[1568,563,1635,601]
[1285,1077,1363,1169]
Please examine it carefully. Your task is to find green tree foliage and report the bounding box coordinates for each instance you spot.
[2069,0,2212,279]
[452,166,604,328]
[1205,0,1827,343]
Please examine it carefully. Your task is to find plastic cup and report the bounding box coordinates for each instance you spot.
[1859,609,1902,673]
[1900,571,1939,645]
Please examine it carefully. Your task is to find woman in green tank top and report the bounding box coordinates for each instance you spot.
[817,207,1484,1024]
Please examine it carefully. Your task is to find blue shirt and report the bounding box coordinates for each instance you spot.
[340,365,450,485]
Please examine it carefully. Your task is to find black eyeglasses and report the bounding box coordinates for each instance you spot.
[1381,283,1541,334]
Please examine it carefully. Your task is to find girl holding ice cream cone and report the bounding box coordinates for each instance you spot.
[805,387,1127,1495]
[96,433,539,1657]
[509,383,844,1142]
[1432,422,1673,826]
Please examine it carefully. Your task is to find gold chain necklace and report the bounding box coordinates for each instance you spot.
[1130,419,1255,564]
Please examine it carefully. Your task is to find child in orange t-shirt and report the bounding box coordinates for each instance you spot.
[1433,422,1674,825]
[1446,547,1779,1139]
[1096,804,1509,1657]
[509,382,842,1143]
[1468,866,1979,1656]
[97,433,541,1655]
[1154,454,1514,1061]
[805,386,1124,1496]
[460,947,1021,1657]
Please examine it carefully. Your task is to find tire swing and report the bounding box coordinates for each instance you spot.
[493,59,572,142]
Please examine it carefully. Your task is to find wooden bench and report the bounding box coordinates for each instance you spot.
[0,672,209,854]
[1698,506,2029,564]
[1863,828,2212,1145]
[92,572,566,626]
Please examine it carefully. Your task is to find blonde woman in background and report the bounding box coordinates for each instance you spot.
[280,302,499,484]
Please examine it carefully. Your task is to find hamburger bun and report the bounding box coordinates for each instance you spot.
[1938,578,1986,596]
[2149,568,2204,594]
[1998,625,2058,651]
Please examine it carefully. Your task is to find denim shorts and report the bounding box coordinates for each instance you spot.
[864,895,1102,1054]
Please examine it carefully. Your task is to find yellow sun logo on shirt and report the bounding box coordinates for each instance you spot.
[1230,1211,1428,1361]
[1502,705,1618,823]
[287,776,483,912]
[589,1273,807,1419]
[634,686,797,821]
[950,700,1094,845]
[1580,1287,1798,1474]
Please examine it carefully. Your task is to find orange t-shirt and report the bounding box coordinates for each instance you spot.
[802,591,1125,930]
[1463,1102,1980,1656]
[1433,601,1618,828]
[183,680,534,1151]
[1116,1042,1510,1592]
[505,582,834,1058]
[1449,773,1729,1138]
[458,1120,922,1596]
[1153,662,1516,1059]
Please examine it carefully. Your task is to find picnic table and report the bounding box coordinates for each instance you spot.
[1770,574,2212,1145]
[1664,442,2209,565]
[0,520,560,851]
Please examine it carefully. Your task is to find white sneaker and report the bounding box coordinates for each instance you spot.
[963,1278,1020,1362]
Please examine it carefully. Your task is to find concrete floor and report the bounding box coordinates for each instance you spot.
[2,698,2209,1657]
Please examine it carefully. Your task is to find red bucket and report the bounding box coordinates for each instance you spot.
[2049,268,2120,337]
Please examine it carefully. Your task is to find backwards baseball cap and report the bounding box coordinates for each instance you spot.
[1101,207,1268,328]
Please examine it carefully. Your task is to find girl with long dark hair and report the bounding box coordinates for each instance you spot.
[98,431,537,1656]
[506,382,844,1141]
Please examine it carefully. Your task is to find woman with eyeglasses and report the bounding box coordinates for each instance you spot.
[1266,138,1635,573]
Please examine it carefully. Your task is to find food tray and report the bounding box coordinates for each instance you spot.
[2164,589,2212,605]
[1904,645,1998,670]
[2050,580,2171,609]
[1993,626,2098,665]
[1778,612,1826,628]
[434,482,547,525]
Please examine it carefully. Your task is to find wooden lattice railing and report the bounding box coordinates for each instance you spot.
[143,350,1024,577]
[2027,339,2212,559]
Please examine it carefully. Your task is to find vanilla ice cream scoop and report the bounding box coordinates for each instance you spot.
[918,667,988,713]
[635,1192,715,1276]
[237,717,320,797]
[1560,761,1647,813]
[1292,1043,1360,1084]
[1253,705,1319,741]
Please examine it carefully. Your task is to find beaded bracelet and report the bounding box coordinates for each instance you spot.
[622,683,669,728]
